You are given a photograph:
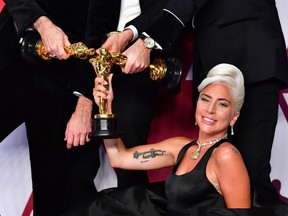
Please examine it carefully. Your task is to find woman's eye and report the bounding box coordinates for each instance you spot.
[201,97,209,102]
[219,102,228,107]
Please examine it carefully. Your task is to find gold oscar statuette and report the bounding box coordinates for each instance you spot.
[87,51,182,139]
[88,48,127,139]
[20,30,96,63]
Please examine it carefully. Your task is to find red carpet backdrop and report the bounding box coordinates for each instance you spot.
[0,0,288,215]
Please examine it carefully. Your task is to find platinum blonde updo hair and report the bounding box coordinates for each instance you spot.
[197,63,245,113]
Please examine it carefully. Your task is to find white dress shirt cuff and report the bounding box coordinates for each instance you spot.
[73,91,83,97]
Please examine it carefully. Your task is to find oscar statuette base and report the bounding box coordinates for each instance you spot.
[88,114,120,139]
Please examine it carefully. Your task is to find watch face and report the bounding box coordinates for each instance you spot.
[144,37,155,49]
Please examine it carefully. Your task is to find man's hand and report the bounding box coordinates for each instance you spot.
[121,38,152,74]
[33,16,71,60]
[97,29,133,54]
[65,96,93,149]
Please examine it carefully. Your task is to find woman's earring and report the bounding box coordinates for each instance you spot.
[231,125,234,135]
[195,121,197,125]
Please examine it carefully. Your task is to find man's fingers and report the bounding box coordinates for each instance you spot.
[79,134,86,146]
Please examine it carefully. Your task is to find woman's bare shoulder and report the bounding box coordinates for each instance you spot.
[213,141,243,162]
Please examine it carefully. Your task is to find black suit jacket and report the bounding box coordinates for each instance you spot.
[145,0,288,87]
[126,0,168,36]
[0,0,120,98]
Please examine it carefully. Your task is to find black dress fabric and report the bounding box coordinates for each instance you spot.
[61,139,288,216]
[165,139,227,216]
[165,139,288,216]
[61,182,167,216]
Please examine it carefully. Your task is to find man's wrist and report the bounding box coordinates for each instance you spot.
[33,16,50,32]
[106,31,120,37]
[76,96,93,113]
[120,28,134,45]
[139,32,162,50]
[124,25,138,42]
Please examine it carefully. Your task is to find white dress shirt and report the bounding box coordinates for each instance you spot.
[117,0,141,41]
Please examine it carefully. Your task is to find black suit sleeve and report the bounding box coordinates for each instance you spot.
[85,0,121,48]
[4,0,47,34]
[125,0,167,35]
[145,0,208,51]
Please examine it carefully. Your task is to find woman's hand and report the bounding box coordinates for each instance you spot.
[93,74,113,114]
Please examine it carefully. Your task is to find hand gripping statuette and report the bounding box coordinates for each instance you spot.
[87,49,183,139]
[88,48,127,139]
[19,30,182,93]
[19,30,96,63]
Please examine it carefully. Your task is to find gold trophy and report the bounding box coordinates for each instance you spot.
[88,51,182,139]
[19,30,96,63]
[88,48,127,138]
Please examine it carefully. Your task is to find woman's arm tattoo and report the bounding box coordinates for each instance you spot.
[133,148,166,161]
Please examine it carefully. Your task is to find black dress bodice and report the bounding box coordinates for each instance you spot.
[165,139,228,216]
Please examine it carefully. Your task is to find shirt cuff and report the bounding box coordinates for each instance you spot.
[73,91,83,97]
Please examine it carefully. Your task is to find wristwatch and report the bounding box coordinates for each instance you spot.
[139,34,156,49]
